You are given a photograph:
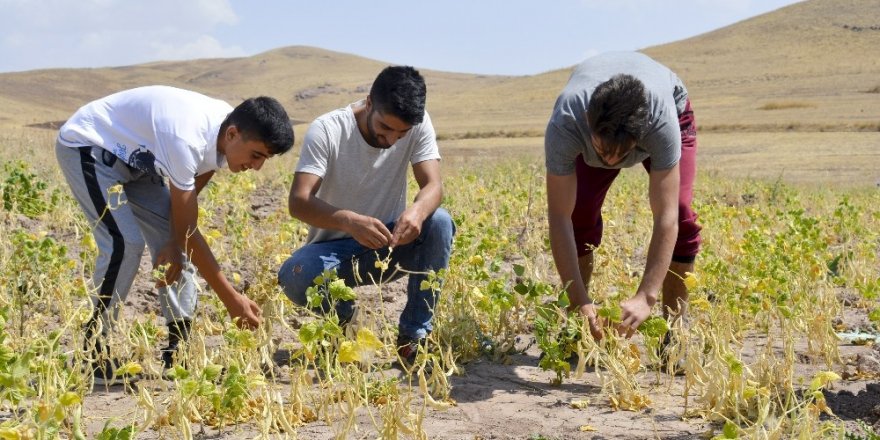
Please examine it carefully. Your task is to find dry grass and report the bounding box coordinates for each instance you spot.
[697,131,880,188]
[757,101,817,110]
[436,128,544,141]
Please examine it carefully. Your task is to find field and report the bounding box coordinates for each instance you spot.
[1,121,879,439]
[1,1,879,437]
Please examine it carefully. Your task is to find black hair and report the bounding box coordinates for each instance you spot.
[369,66,426,125]
[220,96,294,154]
[586,74,650,156]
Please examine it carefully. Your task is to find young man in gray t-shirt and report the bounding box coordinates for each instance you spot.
[544,52,702,346]
[278,66,455,366]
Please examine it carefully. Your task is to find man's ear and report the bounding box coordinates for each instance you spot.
[225,124,239,140]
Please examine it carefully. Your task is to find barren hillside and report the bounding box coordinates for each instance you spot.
[0,0,877,135]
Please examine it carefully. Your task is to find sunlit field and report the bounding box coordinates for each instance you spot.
[1,126,879,439]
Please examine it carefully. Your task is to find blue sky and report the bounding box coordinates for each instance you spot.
[0,0,803,75]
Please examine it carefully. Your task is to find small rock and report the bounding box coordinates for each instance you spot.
[858,353,880,376]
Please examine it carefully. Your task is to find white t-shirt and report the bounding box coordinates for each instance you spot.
[296,100,441,244]
[58,85,232,191]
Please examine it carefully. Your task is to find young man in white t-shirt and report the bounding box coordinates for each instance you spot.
[56,86,295,384]
[277,66,455,366]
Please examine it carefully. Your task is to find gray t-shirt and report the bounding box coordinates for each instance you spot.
[545,52,689,175]
[296,100,441,243]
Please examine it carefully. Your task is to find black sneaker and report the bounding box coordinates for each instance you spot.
[161,319,191,369]
[657,331,685,376]
[91,358,141,386]
[81,328,141,386]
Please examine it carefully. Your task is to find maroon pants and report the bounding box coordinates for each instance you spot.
[572,100,701,262]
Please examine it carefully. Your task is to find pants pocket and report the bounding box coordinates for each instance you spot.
[101,149,118,167]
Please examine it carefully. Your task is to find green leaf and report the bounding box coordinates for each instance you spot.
[722,420,738,438]
[597,305,622,323]
[638,316,669,339]
[868,308,880,323]
[724,354,743,376]
[328,279,356,301]
[203,364,223,382]
[305,286,323,308]
[556,290,570,308]
[513,264,525,277]
[299,322,320,344]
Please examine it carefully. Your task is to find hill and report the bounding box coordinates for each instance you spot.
[643,0,880,132]
[0,0,877,137]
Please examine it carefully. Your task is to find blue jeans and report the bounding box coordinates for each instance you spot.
[278,208,455,340]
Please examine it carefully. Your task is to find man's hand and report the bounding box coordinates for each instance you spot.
[618,293,656,339]
[154,241,183,288]
[348,214,393,249]
[223,294,263,329]
[571,303,604,341]
[390,207,423,247]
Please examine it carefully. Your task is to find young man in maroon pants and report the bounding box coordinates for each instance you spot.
[544,52,701,342]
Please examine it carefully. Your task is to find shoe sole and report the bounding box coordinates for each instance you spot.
[93,375,141,386]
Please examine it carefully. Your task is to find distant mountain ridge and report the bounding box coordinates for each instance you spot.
[0,0,877,135]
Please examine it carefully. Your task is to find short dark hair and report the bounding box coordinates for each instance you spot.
[221,96,294,154]
[369,66,426,125]
[586,74,649,156]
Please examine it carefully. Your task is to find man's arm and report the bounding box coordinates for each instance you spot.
[154,171,215,287]
[194,171,215,195]
[169,185,262,328]
[546,172,589,305]
[618,163,679,335]
[546,172,603,339]
[288,172,392,249]
[390,159,442,247]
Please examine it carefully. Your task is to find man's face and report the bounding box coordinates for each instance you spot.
[364,105,413,149]
[590,133,634,167]
[223,126,273,172]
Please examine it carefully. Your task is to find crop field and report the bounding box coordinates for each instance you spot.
[1,126,879,440]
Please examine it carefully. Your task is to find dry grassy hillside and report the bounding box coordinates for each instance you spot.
[644,0,880,132]
[0,0,877,137]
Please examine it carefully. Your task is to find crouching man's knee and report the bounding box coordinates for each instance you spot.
[422,208,456,245]
[277,257,311,306]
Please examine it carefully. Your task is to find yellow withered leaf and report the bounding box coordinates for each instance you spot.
[338,341,360,363]
[356,327,384,351]
[59,391,81,407]
[810,371,841,391]
[570,399,590,409]
[118,361,143,376]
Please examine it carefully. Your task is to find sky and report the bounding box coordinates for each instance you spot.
[0,0,804,76]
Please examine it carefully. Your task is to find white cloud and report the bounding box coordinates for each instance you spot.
[0,0,242,72]
[153,35,245,61]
